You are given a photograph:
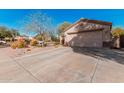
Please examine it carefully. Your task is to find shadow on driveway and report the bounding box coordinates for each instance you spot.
[71,47,124,64]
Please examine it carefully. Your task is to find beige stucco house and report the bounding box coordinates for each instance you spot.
[61,18,112,48]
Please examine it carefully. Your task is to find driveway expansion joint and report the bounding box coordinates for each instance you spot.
[12,58,41,83]
[90,57,100,83]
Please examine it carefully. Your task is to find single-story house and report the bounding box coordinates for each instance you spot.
[61,18,112,48]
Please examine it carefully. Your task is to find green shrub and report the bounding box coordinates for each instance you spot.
[17,38,26,48]
[17,41,25,48]
[30,39,37,46]
[112,28,124,37]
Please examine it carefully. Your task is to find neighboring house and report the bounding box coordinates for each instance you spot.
[61,18,112,48]
[15,35,29,40]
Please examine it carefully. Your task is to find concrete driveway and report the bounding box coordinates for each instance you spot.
[0,47,124,83]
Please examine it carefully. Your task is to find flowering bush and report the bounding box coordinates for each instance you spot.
[11,38,26,49]
[11,42,17,49]
[30,39,37,46]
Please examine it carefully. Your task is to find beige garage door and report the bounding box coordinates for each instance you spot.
[69,31,103,47]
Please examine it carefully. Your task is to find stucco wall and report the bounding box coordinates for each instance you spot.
[102,25,111,42]
[64,21,111,47]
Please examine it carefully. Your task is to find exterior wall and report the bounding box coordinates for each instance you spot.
[65,31,103,47]
[82,22,111,42]
[75,22,111,42]
[102,25,111,42]
[64,21,111,48]
[112,37,120,48]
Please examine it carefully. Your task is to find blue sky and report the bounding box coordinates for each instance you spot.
[0,9,124,35]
